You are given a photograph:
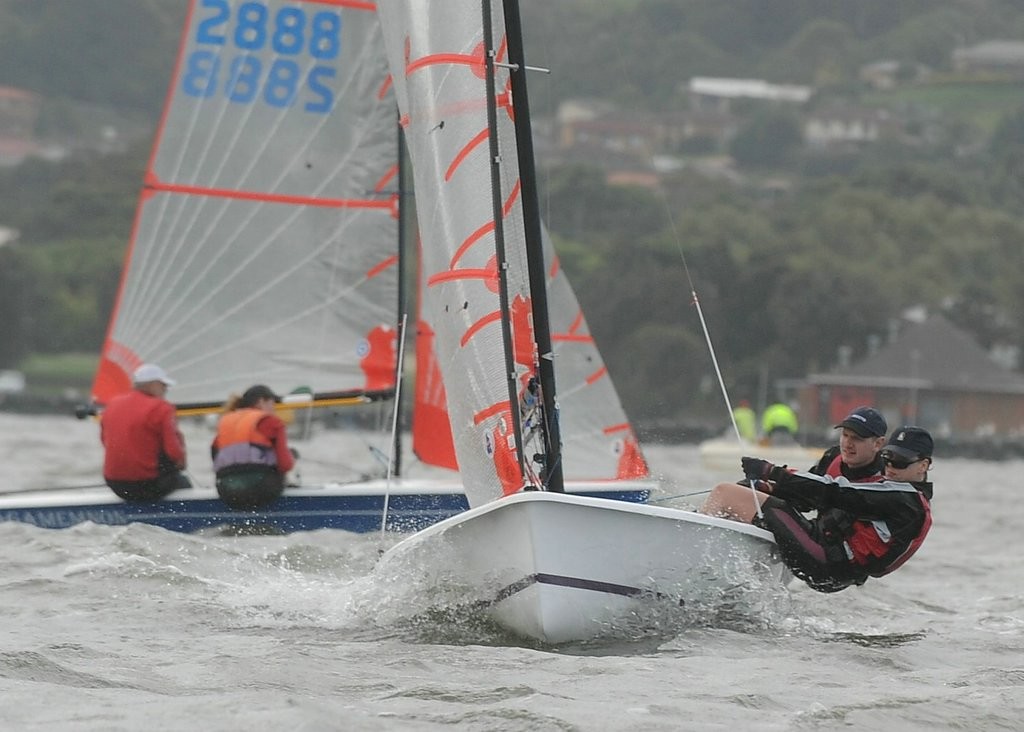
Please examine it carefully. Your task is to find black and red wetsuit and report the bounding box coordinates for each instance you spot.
[756,468,933,593]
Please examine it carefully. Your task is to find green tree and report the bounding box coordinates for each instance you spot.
[729,107,804,168]
[0,246,30,367]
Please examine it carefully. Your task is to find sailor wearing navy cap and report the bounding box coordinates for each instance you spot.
[700,425,934,593]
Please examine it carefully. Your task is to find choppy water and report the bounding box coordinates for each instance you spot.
[0,412,1021,730]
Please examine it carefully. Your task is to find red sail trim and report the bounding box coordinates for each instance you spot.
[585,366,608,385]
[603,423,631,435]
[567,310,584,333]
[145,174,394,210]
[93,338,143,406]
[552,332,593,344]
[548,255,560,279]
[450,220,494,269]
[449,184,520,268]
[378,74,393,100]
[407,53,482,76]
[474,400,512,426]
[367,255,398,280]
[427,267,493,287]
[617,437,650,479]
[375,164,398,192]
[445,128,489,182]
[360,325,397,391]
[503,179,520,216]
[462,310,502,347]
[412,316,458,470]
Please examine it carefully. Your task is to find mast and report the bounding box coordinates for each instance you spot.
[392,122,409,478]
[482,0,529,482]
[502,0,564,492]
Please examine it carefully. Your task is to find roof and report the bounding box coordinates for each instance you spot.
[953,40,1024,66]
[688,77,811,103]
[808,315,1024,394]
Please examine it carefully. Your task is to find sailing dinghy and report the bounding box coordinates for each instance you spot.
[0,0,649,534]
[373,0,786,643]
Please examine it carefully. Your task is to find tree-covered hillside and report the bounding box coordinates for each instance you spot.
[2,1,1024,428]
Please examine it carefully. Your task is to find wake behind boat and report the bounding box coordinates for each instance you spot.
[374,0,786,643]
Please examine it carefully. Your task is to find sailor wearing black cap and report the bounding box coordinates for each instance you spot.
[701,425,934,593]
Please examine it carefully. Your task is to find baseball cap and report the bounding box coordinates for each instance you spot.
[132,363,175,386]
[882,426,934,461]
[835,406,887,438]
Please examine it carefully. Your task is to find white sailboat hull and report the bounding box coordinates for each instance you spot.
[379,491,787,644]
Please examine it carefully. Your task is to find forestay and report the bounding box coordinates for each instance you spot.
[93,0,399,408]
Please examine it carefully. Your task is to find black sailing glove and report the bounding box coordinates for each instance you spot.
[741,456,775,481]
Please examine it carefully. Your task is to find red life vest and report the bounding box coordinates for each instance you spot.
[822,456,930,575]
[846,491,932,576]
[824,454,843,477]
[824,454,884,481]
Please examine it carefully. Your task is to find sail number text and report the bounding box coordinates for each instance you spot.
[182,0,343,114]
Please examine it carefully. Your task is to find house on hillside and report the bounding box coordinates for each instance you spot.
[797,315,1024,443]
[952,40,1024,79]
[803,105,900,151]
[687,77,812,114]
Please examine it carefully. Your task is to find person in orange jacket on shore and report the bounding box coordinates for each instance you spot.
[101,363,190,502]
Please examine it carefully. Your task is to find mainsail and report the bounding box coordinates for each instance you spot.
[92,0,400,409]
[378,0,533,506]
[383,3,647,491]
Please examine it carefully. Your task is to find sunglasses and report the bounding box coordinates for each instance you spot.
[882,454,926,470]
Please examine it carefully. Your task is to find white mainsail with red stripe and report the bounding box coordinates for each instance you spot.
[378,0,532,506]
[92,0,399,408]
[384,3,647,487]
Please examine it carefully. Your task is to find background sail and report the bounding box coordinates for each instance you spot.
[541,227,649,480]
[378,0,531,507]
[92,0,399,407]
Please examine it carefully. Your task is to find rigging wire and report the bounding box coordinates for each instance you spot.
[379,313,409,540]
[600,29,760,519]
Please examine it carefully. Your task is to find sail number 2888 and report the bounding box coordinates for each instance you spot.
[181,0,342,114]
